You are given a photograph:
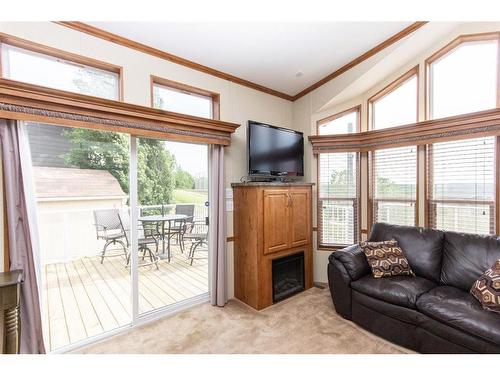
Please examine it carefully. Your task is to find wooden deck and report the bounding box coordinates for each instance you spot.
[41,245,208,352]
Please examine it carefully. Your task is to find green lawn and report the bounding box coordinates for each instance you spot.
[173,189,208,204]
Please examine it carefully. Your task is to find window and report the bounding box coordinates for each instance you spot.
[369,68,418,130]
[372,146,417,226]
[1,43,120,100]
[317,106,359,135]
[427,137,496,235]
[428,38,498,120]
[152,76,218,119]
[317,109,359,247]
[318,152,358,246]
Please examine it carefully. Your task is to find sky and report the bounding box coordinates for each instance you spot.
[165,140,208,177]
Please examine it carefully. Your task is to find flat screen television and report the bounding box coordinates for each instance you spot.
[248,120,304,177]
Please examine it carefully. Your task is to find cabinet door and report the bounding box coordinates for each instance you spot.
[263,189,290,254]
[288,189,311,248]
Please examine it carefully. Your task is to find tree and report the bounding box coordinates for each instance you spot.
[67,69,179,206]
[72,68,118,100]
[175,168,195,189]
[375,176,408,197]
[63,129,177,205]
[137,138,177,205]
[330,169,356,197]
[63,128,130,193]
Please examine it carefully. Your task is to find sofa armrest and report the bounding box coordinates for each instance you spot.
[329,244,370,282]
[328,260,353,319]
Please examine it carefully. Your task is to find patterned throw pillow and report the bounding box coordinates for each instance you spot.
[470,259,500,314]
[360,239,415,278]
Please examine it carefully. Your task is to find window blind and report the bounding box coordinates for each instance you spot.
[318,152,358,247]
[427,137,496,235]
[372,146,417,226]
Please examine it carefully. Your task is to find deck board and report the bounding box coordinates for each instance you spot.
[55,263,87,343]
[42,244,208,351]
[64,262,103,338]
[45,264,69,350]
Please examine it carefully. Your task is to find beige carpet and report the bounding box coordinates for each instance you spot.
[75,287,410,354]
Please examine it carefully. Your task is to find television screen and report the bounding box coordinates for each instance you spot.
[248,121,304,176]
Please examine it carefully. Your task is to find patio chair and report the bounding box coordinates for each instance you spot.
[139,206,163,241]
[117,212,160,270]
[183,216,209,266]
[93,208,127,264]
[170,204,195,252]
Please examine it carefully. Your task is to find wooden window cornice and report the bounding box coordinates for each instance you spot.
[309,107,500,153]
[0,78,239,145]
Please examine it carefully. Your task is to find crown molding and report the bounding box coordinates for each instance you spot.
[292,22,428,101]
[54,21,427,103]
[54,21,294,101]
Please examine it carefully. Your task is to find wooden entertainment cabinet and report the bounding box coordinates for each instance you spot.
[232,182,313,310]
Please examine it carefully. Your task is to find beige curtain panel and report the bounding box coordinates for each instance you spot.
[0,119,45,354]
[209,144,227,307]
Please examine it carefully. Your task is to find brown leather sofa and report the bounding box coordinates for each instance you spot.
[328,223,500,353]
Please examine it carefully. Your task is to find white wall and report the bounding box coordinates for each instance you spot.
[293,21,500,283]
[36,198,126,264]
[0,22,293,297]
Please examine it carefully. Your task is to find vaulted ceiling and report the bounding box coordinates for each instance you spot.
[87,22,416,97]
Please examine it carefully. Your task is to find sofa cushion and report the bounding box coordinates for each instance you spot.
[368,223,444,282]
[351,274,436,309]
[416,286,500,346]
[360,239,414,278]
[470,259,500,314]
[441,231,500,292]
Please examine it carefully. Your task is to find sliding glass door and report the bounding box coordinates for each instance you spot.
[135,137,209,315]
[23,122,210,351]
[24,122,132,351]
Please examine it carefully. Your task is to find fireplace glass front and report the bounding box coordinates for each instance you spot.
[272,252,305,303]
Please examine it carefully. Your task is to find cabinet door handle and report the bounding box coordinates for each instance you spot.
[287,193,292,207]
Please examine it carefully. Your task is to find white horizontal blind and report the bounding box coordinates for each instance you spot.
[372,146,417,226]
[427,137,496,235]
[318,152,358,247]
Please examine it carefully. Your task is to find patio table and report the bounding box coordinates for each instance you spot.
[139,214,188,262]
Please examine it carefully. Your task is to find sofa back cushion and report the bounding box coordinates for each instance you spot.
[441,231,500,292]
[369,223,444,282]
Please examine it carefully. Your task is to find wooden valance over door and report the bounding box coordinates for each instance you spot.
[0,78,239,145]
[309,107,500,153]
